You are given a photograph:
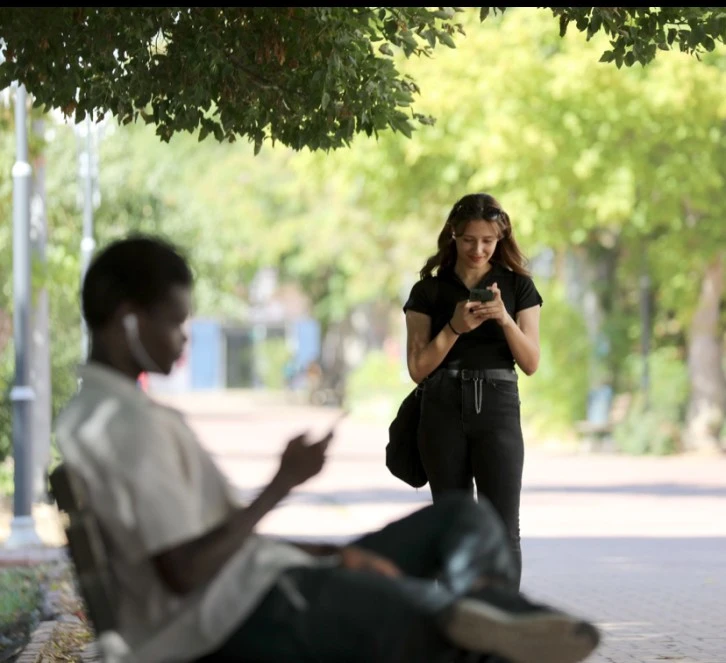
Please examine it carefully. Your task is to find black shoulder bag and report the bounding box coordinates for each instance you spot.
[386,385,427,488]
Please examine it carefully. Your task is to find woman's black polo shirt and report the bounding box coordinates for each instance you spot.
[403,263,543,370]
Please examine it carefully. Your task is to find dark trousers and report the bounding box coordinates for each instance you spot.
[197,494,518,662]
[418,372,525,588]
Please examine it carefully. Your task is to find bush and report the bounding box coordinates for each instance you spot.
[256,337,292,390]
[0,346,14,464]
[0,458,12,497]
[346,350,412,421]
[613,402,680,455]
[0,567,44,654]
[0,334,80,494]
[518,281,592,438]
[613,346,689,455]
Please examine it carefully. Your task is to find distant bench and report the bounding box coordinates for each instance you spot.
[575,393,632,452]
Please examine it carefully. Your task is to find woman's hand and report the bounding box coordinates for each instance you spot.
[472,283,513,328]
[450,299,487,334]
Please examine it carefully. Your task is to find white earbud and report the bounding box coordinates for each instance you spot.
[121,312,162,374]
[122,313,138,333]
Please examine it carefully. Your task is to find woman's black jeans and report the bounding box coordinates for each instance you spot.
[418,368,525,588]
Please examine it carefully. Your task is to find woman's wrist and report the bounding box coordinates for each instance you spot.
[500,313,515,329]
[448,320,463,336]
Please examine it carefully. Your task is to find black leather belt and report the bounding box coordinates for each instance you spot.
[441,368,518,382]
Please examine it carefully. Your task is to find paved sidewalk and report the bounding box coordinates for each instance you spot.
[187,402,726,663]
[3,397,724,663]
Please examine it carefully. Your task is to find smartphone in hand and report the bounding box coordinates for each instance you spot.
[317,409,349,450]
[469,287,495,303]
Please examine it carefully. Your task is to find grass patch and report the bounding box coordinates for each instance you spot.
[0,567,44,660]
[0,562,95,662]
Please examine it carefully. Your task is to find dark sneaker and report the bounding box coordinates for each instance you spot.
[443,588,600,663]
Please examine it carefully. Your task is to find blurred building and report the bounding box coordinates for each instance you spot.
[149,268,321,393]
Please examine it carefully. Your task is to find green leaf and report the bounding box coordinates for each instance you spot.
[587,13,602,39]
[559,14,570,38]
[379,43,394,57]
[432,9,455,20]
[440,32,456,49]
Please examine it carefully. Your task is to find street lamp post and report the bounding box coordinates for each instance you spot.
[5,81,42,549]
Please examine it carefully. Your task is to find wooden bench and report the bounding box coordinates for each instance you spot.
[50,464,231,663]
[575,393,632,452]
[49,463,130,663]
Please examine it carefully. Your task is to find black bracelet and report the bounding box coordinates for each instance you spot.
[448,320,462,336]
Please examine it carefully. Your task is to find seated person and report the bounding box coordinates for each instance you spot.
[55,235,600,663]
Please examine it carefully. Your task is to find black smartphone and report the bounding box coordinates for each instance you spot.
[318,409,349,450]
[469,288,495,303]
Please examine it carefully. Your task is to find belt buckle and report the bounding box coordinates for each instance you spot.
[460,369,472,381]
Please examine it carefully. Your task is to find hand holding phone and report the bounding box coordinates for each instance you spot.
[469,287,495,303]
[276,411,349,490]
[319,409,349,450]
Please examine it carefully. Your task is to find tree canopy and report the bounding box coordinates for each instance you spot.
[1,7,725,152]
[2,8,725,456]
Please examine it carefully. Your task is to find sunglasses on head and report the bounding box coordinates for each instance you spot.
[451,199,504,221]
[481,205,503,220]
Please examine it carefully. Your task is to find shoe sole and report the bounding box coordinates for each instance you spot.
[445,598,600,663]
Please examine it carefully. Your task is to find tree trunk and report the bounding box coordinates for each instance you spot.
[565,243,619,410]
[319,317,349,405]
[685,253,726,452]
[30,121,52,502]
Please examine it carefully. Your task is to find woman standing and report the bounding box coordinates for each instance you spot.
[404,193,543,588]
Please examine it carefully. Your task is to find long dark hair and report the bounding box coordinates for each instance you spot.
[419,193,530,279]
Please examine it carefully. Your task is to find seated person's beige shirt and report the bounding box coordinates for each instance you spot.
[55,363,315,662]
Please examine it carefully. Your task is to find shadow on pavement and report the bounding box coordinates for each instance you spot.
[235,483,726,506]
